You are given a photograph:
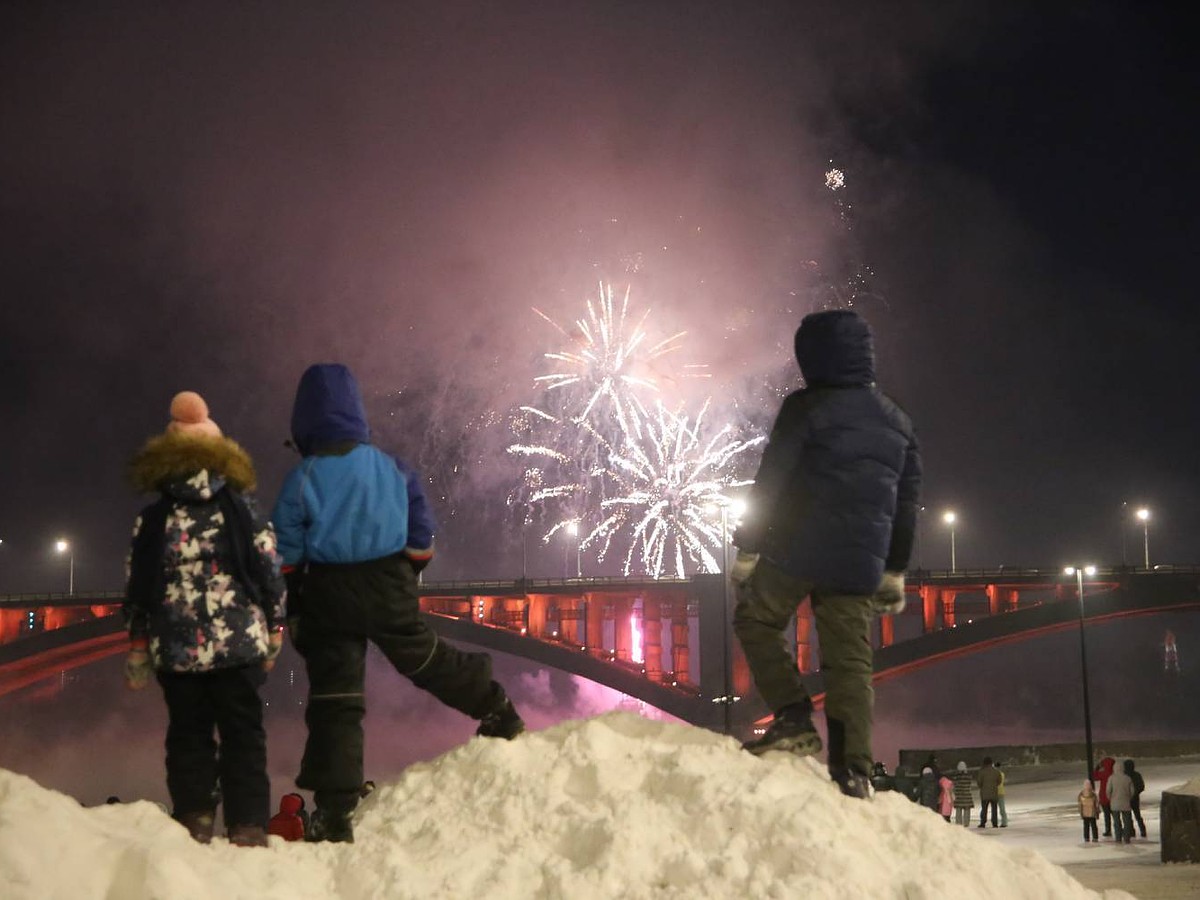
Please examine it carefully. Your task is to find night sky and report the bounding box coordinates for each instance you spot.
[2,1,1196,593]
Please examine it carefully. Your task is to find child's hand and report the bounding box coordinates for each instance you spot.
[263,627,284,672]
[124,645,152,691]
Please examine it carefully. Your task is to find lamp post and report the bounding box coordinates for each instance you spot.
[1120,501,1128,567]
[943,511,957,573]
[708,498,748,736]
[1065,565,1097,780]
[55,539,74,595]
[1136,508,1151,569]
[565,521,581,578]
[915,506,926,570]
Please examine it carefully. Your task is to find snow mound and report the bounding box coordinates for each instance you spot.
[0,712,1131,899]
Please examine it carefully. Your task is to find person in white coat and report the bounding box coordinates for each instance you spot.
[1107,761,1136,844]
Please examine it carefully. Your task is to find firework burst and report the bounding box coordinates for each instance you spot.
[509,399,762,578]
[509,282,756,578]
[532,281,703,426]
[593,400,762,578]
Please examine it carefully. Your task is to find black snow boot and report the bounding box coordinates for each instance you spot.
[476,698,525,739]
[307,808,355,844]
[176,810,216,844]
[742,701,822,757]
[831,767,872,800]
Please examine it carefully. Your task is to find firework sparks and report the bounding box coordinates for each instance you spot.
[509,283,757,578]
[596,400,762,578]
[532,281,699,424]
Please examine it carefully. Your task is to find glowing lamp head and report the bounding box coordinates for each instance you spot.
[1136,508,1150,522]
[1064,565,1097,577]
[943,511,957,526]
[730,499,748,520]
[55,539,69,554]
[566,521,579,536]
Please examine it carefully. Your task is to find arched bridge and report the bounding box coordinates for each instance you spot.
[2,568,1197,733]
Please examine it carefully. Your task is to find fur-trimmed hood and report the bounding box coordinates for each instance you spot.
[130,432,257,495]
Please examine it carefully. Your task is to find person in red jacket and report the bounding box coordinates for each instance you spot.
[1091,756,1116,837]
[267,793,306,842]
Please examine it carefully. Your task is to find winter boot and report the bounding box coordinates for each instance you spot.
[742,701,823,757]
[831,767,872,800]
[227,824,269,848]
[307,808,355,844]
[476,698,525,739]
[175,810,216,844]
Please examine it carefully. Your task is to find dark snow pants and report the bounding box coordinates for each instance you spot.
[1131,795,1147,836]
[157,665,269,828]
[979,799,999,827]
[293,553,505,812]
[733,558,875,776]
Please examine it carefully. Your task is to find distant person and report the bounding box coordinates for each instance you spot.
[730,310,922,800]
[976,757,1001,827]
[267,794,306,842]
[870,762,894,793]
[1078,780,1100,842]
[104,796,121,805]
[272,364,525,843]
[938,771,955,822]
[1107,760,1135,843]
[1163,630,1179,673]
[123,391,285,848]
[996,761,1009,827]
[1127,759,1148,838]
[922,752,942,783]
[918,767,940,813]
[952,761,974,827]
[1091,756,1116,837]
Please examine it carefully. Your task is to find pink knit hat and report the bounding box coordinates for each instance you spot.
[166,391,222,439]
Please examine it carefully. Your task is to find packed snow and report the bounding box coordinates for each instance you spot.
[0,712,1131,900]
[1164,776,1200,796]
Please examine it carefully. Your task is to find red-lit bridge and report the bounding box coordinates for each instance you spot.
[2,568,1198,733]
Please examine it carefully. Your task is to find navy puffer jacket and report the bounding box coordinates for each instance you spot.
[734,310,921,594]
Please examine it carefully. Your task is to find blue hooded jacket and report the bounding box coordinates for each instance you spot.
[271,364,435,567]
[734,310,921,594]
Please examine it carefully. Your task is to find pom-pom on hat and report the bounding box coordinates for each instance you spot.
[167,391,222,439]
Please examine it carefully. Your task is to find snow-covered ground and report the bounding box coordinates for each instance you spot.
[982,760,1200,900]
[7,712,1197,900]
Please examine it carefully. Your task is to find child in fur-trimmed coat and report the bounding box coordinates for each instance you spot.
[1078,781,1100,842]
[124,391,286,847]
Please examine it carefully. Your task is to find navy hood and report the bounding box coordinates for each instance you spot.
[794,309,876,386]
[290,363,370,455]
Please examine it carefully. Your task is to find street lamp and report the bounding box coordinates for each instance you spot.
[1135,508,1151,569]
[55,539,74,595]
[706,497,747,736]
[565,521,581,578]
[943,511,957,573]
[915,506,927,570]
[1065,565,1097,780]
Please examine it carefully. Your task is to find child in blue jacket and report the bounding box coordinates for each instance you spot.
[272,363,524,842]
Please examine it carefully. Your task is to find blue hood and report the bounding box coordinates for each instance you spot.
[290,364,370,455]
[794,310,875,386]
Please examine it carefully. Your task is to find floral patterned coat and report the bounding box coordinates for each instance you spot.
[124,432,286,672]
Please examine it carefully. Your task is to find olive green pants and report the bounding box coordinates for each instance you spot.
[733,558,875,775]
